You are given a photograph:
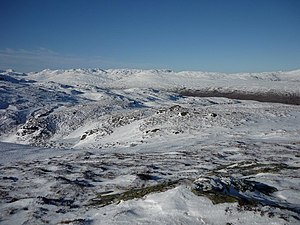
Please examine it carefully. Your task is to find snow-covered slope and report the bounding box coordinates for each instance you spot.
[26,68,300,105]
[27,68,300,91]
[1,68,300,224]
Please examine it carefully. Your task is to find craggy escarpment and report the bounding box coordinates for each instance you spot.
[178,88,300,105]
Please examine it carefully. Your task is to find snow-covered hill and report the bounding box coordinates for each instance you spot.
[1,68,300,224]
[27,68,300,105]
[26,68,300,90]
[1,68,300,148]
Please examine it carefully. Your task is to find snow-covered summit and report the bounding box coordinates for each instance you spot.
[0,68,27,76]
[25,68,300,89]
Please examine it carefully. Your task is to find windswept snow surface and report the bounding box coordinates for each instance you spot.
[0,68,300,224]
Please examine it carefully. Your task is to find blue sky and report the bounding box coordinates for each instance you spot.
[1,0,300,72]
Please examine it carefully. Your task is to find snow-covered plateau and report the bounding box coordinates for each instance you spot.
[0,68,300,224]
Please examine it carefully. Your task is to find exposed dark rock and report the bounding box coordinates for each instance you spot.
[40,197,75,207]
[178,88,300,105]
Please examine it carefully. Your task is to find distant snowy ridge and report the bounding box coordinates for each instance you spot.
[2,67,300,105]
[26,67,300,86]
[25,68,300,105]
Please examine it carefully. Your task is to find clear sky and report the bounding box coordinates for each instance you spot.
[1,0,300,72]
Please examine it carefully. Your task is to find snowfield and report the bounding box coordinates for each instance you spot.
[0,68,300,224]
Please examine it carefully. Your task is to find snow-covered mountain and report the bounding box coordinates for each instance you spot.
[27,67,300,89]
[1,68,300,224]
[1,68,299,148]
